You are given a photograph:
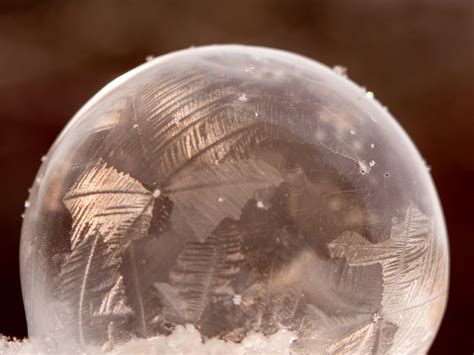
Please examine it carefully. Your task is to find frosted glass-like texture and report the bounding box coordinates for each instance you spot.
[21,45,449,354]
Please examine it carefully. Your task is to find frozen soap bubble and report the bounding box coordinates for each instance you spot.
[20,45,449,354]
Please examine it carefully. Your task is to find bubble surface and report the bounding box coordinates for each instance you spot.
[20,45,449,353]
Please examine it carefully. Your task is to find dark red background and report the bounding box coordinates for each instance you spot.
[1,1,472,353]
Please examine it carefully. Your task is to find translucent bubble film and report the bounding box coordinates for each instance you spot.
[20,45,449,354]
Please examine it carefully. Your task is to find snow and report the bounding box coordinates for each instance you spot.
[0,336,50,354]
[0,326,297,354]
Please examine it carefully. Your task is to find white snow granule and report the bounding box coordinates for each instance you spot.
[0,335,50,354]
[0,326,296,354]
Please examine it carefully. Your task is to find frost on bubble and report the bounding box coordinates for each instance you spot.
[20,45,448,354]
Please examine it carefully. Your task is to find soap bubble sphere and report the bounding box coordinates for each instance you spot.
[21,45,449,353]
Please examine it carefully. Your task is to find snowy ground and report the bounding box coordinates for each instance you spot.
[0,325,296,354]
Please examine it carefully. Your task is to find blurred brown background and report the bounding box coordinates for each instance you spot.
[0,0,472,352]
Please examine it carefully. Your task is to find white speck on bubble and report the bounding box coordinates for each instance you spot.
[370,143,375,149]
[256,201,264,208]
[24,201,30,208]
[369,160,376,167]
[35,177,42,184]
[145,55,155,62]
[238,93,248,102]
[332,65,347,77]
[233,294,242,305]
[366,91,374,99]
[218,197,224,203]
[255,112,259,117]
[153,189,161,198]
[41,155,47,162]
[372,312,382,323]
[350,130,355,135]
[133,123,139,129]
[358,160,371,175]
[422,159,432,172]
[245,65,255,74]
